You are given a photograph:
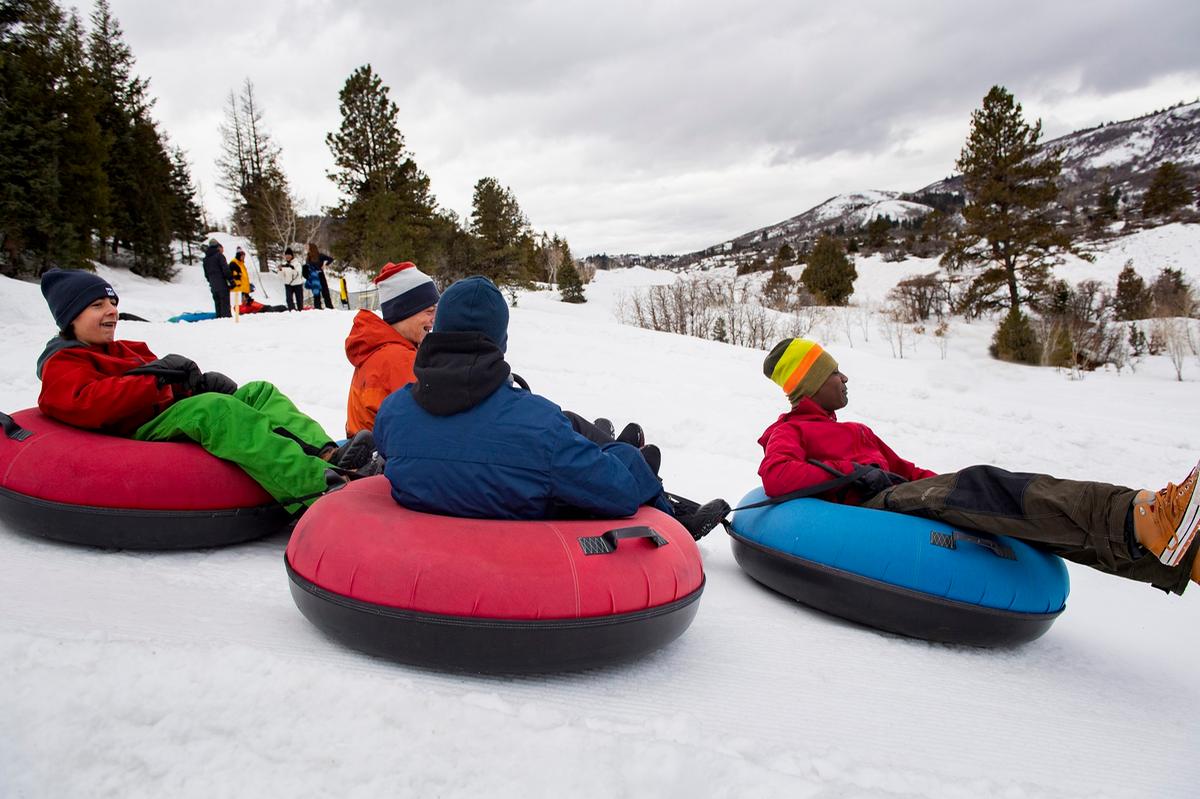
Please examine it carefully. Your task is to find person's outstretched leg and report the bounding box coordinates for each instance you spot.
[133,393,329,511]
[563,411,614,445]
[233,380,334,452]
[865,465,1195,594]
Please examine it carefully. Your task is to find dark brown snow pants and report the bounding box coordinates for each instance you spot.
[863,466,1192,594]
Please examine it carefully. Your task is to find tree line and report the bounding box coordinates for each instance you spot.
[1,2,583,300]
[0,0,205,278]
[214,64,581,297]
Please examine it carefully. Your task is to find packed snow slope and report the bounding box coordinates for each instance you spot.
[1,229,1198,798]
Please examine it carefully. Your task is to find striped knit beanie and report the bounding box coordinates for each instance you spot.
[375,262,439,324]
[763,338,838,406]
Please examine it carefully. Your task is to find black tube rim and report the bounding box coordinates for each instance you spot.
[286,556,705,630]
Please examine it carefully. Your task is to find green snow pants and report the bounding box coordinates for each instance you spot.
[133,380,334,511]
[864,465,1192,594]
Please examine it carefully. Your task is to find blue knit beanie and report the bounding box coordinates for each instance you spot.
[40,268,118,330]
[432,276,509,353]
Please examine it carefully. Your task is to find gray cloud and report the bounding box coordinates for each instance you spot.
[109,0,1200,255]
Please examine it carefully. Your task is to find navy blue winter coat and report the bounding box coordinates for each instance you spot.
[374,331,669,520]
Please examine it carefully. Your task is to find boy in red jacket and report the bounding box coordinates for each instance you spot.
[758,338,1199,594]
[36,269,373,511]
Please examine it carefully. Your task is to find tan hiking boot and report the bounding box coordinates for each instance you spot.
[1133,460,1200,585]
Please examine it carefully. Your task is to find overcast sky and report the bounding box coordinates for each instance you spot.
[106,0,1200,256]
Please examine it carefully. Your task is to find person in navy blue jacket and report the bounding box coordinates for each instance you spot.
[374,276,728,537]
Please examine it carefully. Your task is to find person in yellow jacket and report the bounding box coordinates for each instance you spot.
[344,262,439,436]
[229,246,253,304]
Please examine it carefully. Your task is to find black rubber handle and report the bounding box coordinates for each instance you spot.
[1,411,32,441]
[578,526,668,556]
[931,530,1016,561]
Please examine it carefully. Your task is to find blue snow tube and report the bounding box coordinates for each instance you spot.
[729,487,1069,646]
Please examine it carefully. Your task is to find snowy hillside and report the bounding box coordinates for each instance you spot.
[680,101,1200,270]
[1,233,1198,797]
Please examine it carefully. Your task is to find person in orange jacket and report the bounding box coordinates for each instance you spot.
[345,262,439,436]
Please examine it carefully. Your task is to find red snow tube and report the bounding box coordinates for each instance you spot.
[286,476,705,673]
[0,409,290,549]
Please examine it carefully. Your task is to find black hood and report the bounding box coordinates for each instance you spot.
[411,332,511,416]
[36,336,88,379]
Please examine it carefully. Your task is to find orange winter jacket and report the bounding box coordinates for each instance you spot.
[345,309,418,435]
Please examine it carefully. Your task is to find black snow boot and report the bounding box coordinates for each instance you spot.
[617,422,645,448]
[593,417,616,440]
[327,430,375,470]
[670,495,731,541]
[640,444,662,476]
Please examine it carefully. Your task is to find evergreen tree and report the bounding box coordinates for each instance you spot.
[1141,162,1193,219]
[801,235,856,305]
[0,0,71,274]
[469,176,529,286]
[989,308,1042,365]
[773,242,795,266]
[1096,179,1120,223]
[712,316,728,343]
[326,65,438,273]
[865,215,891,248]
[761,264,795,310]
[943,86,1071,316]
[56,10,110,264]
[1113,262,1152,321]
[168,146,205,264]
[1150,266,1196,317]
[557,259,585,303]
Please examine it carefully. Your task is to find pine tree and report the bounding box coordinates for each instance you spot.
[865,215,891,248]
[326,65,438,272]
[56,10,110,265]
[1141,162,1193,219]
[773,242,795,266]
[1113,262,1152,321]
[761,265,795,310]
[168,147,205,264]
[470,177,529,286]
[989,308,1041,365]
[1096,180,1120,223]
[801,235,856,305]
[0,0,70,274]
[87,0,149,262]
[557,259,586,303]
[944,86,1071,316]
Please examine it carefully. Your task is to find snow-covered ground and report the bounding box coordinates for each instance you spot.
[1,228,1198,798]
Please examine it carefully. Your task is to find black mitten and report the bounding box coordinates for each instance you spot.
[197,371,238,395]
[126,354,202,391]
[855,465,904,498]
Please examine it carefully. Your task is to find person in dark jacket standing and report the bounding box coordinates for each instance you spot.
[374,275,727,537]
[202,239,232,318]
[303,243,334,310]
[757,337,1200,594]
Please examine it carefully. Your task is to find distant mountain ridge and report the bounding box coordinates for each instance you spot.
[673,99,1200,269]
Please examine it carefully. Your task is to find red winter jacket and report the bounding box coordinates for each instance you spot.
[37,339,182,436]
[757,397,937,503]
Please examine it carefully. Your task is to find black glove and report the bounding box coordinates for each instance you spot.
[197,371,238,395]
[126,354,202,391]
[854,465,905,498]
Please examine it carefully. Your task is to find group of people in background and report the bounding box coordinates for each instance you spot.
[201,240,337,317]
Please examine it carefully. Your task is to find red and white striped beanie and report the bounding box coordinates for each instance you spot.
[374,262,439,324]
